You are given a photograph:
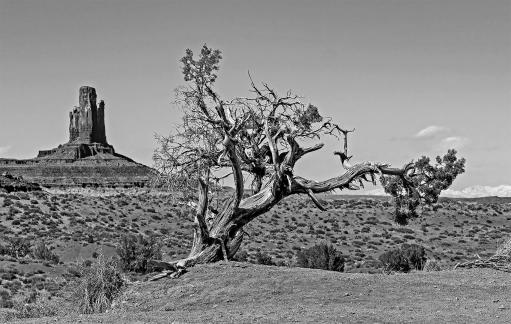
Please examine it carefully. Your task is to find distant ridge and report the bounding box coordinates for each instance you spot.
[319,193,511,204]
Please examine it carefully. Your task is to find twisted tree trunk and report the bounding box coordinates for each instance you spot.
[151,161,406,279]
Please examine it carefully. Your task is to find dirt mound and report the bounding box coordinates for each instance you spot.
[20,262,511,323]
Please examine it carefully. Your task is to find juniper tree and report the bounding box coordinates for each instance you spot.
[153,45,465,271]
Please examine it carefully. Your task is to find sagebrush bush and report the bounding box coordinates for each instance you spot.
[423,259,442,272]
[0,289,13,308]
[232,249,249,262]
[74,254,125,314]
[32,241,60,264]
[401,243,426,270]
[5,238,31,258]
[379,243,427,273]
[296,243,345,272]
[379,249,411,273]
[116,234,162,273]
[0,243,9,256]
[495,236,511,256]
[7,294,58,320]
[254,251,275,266]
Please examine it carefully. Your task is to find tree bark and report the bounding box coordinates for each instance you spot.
[164,161,393,271]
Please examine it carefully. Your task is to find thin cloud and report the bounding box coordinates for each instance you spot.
[0,145,11,155]
[437,136,469,151]
[442,185,511,198]
[356,185,511,198]
[414,125,448,138]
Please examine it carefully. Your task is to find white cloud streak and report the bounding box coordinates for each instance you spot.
[442,185,511,198]
[436,136,469,151]
[360,185,511,198]
[414,125,448,138]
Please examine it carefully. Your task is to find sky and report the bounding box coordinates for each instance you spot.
[0,0,510,197]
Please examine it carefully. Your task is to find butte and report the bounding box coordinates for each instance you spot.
[0,86,154,188]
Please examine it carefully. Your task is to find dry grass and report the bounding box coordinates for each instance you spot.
[423,259,443,272]
[455,236,511,272]
[495,236,511,256]
[74,253,125,314]
[5,298,58,320]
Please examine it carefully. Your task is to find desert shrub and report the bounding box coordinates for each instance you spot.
[296,243,345,272]
[423,259,442,271]
[0,243,9,256]
[379,243,427,273]
[232,249,249,262]
[0,289,14,308]
[254,251,275,266]
[2,272,16,280]
[401,243,427,270]
[495,236,511,256]
[24,290,39,304]
[74,254,125,314]
[5,238,31,258]
[379,249,411,273]
[82,259,93,267]
[32,241,60,264]
[6,293,58,320]
[116,234,162,273]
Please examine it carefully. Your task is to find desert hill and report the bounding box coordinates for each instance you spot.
[1,191,511,270]
[1,189,511,313]
[5,262,511,323]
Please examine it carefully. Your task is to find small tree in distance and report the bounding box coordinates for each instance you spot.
[152,45,465,272]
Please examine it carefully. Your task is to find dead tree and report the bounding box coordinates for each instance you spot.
[152,45,465,274]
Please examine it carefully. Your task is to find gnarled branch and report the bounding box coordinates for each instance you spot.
[291,162,381,195]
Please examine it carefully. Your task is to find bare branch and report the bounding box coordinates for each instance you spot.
[291,162,381,194]
[223,135,244,208]
[264,119,279,173]
[196,178,209,229]
[306,189,327,211]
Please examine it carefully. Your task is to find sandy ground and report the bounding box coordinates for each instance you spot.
[10,262,511,324]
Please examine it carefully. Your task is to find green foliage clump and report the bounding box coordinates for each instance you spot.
[380,149,465,224]
[379,243,427,273]
[74,254,125,314]
[296,243,345,272]
[116,234,162,273]
[181,44,222,85]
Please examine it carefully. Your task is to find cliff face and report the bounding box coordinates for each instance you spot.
[96,100,107,144]
[69,86,107,144]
